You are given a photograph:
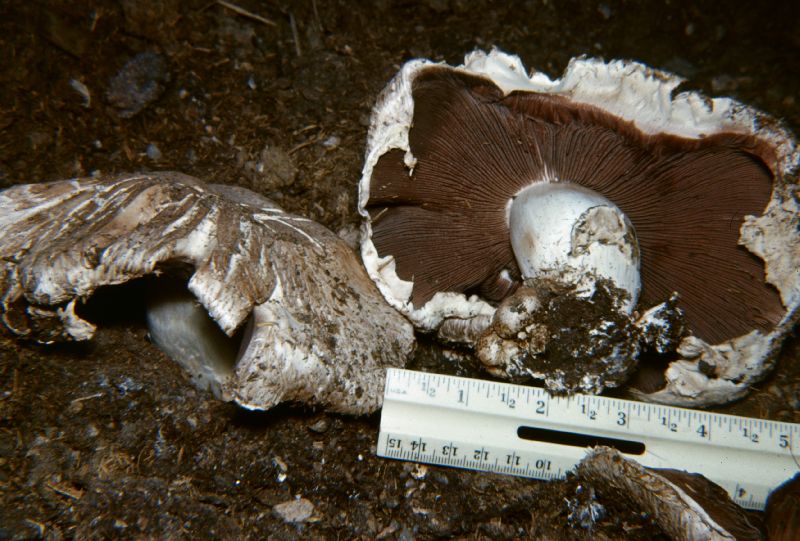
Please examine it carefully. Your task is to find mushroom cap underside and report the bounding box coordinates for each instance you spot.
[363,63,790,346]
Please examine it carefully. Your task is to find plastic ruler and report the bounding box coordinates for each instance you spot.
[377,368,800,510]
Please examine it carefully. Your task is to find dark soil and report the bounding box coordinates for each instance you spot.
[1,1,798,539]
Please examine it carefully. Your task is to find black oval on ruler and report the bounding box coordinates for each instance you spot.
[517,426,646,455]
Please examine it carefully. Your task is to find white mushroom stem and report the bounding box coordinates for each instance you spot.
[146,284,241,399]
[508,181,641,312]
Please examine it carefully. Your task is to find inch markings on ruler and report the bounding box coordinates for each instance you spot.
[376,368,800,511]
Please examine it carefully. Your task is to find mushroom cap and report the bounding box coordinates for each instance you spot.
[0,172,414,414]
[358,49,800,405]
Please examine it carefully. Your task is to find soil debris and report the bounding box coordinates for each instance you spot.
[273,497,317,524]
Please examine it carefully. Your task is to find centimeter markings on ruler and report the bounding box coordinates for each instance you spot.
[376,368,800,511]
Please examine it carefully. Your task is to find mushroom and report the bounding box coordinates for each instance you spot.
[358,49,800,403]
[576,447,765,541]
[0,172,414,414]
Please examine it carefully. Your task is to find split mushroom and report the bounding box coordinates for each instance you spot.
[359,49,799,403]
[0,172,414,414]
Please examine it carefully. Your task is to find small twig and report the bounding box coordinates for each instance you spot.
[216,0,277,27]
[24,520,46,537]
[289,12,302,57]
[70,392,104,404]
[292,124,319,135]
[311,0,323,32]
[46,481,84,500]
[90,10,101,32]
[289,137,317,155]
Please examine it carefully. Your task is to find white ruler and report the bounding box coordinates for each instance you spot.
[377,368,800,510]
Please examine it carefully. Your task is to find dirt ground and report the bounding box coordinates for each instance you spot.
[1,1,798,539]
